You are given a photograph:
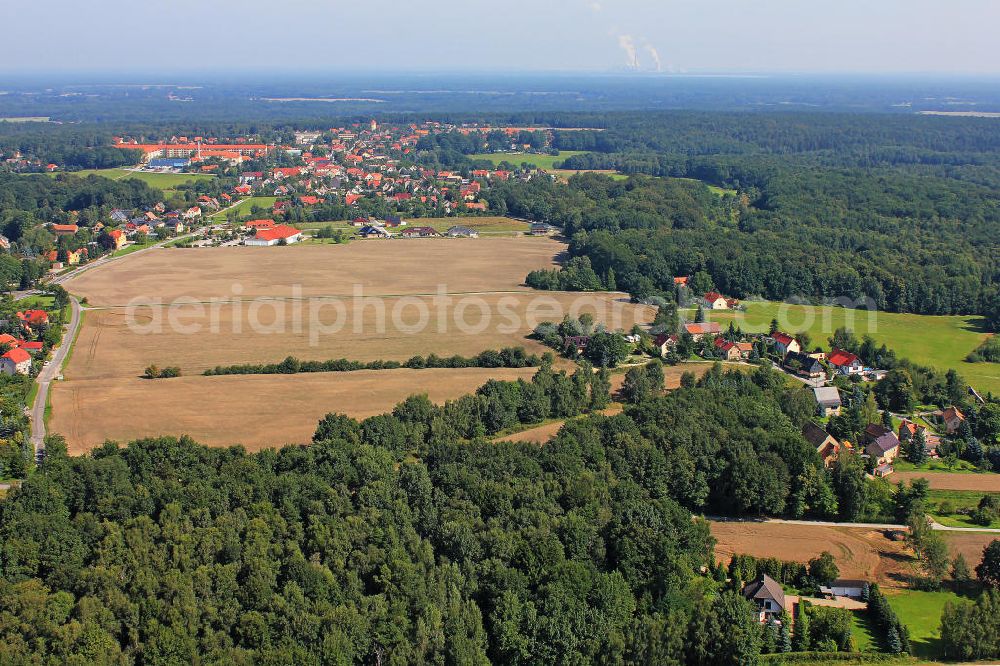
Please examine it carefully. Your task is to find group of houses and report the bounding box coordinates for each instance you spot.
[0,310,50,376]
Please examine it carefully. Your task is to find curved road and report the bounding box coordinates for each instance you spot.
[27,223,212,457]
[29,296,81,456]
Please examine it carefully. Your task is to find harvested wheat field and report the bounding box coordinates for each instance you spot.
[52,367,537,454]
[710,520,997,587]
[65,237,567,306]
[67,292,651,380]
[892,471,1000,492]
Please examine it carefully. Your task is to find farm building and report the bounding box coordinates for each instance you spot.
[401,226,439,238]
[244,225,302,246]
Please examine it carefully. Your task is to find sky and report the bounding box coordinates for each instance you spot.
[2,0,997,75]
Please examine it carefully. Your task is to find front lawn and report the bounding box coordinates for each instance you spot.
[887,589,968,658]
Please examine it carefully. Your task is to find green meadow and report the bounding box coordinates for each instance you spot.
[468,151,588,171]
[706,301,999,395]
[56,168,214,198]
[887,589,969,658]
[211,196,278,220]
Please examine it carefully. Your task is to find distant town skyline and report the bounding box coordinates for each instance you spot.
[3,0,998,75]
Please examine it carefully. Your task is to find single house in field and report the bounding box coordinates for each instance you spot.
[941,406,965,434]
[863,424,901,466]
[400,226,438,238]
[812,386,843,417]
[742,574,786,622]
[446,226,479,238]
[828,349,864,376]
[244,225,302,246]
[0,347,31,376]
[802,421,840,467]
[358,225,391,239]
[653,333,679,357]
[684,322,721,341]
[530,223,557,236]
[771,332,801,357]
[703,292,729,310]
[784,351,825,379]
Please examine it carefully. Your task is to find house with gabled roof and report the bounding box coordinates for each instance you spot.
[784,351,825,379]
[742,574,786,622]
[802,421,840,466]
[828,349,864,376]
[812,386,842,416]
[863,424,901,468]
[941,406,965,434]
[684,322,721,341]
[771,332,801,357]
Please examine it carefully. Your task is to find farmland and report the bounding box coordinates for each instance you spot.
[893,471,1000,492]
[51,237,654,450]
[705,301,999,394]
[709,520,997,586]
[52,368,538,454]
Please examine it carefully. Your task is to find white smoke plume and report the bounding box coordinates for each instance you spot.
[617,34,640,69]
[644,43,663,72]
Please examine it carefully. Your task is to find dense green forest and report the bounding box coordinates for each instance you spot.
[0,364,871,664]
[488,172,999,319]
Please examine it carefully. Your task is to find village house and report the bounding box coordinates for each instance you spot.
[0,347,32,376]
[771,332,801,357]
[714,337,753,361]
[862,424,901,473]
[108,229,126,250]
[802,421,841,467]
[812,386,843,417]
[783,351,825,379]
[446,226,479,238]
[17,310,49,332]
[741,575,786,623]
[358,225,391,239]
[50,223,79,236]
[898,419,941,458]
[530,223,557,236]
[653,333,679,357]
[401,226,439,238]
[244,225,302,246]
[941,406,966,434]
[703,292,730,310]
[563,336,590,356]
[684,322,721,341]
[828,349,864,376]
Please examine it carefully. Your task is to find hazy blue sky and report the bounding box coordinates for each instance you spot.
[4,0,997,74]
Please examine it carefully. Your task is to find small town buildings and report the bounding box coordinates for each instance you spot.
[812,386,843,417]
[802,421,840,467]
[828,349,864,376]
[863,424,901,468]
[714,337,753,361]
[703,292,729,310]
[653,333,679,357]
[17,310,49,331]
[742,575,786,623]
[771,332,801,357]
[0,347,31,376]
[899,419,941,458]
[244,225,302,246]
[446,226,479,238]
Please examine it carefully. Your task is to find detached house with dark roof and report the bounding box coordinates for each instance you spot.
[783,351,824,379]
[802,421,840,467]
[742,574,786,622]
[863,424,901,472]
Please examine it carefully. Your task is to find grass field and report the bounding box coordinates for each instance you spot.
[15,294,54,309]
[210,196,277,220]
[886,590,968,658]
[52,237,654,451]
[468,151,588,170]
[850,610,879,652]
[705,301,999,394]
[924,488,1000,528]
[58,168,214,198]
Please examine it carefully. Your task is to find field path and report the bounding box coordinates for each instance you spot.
[30,296,81,456]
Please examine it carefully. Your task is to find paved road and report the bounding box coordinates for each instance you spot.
[26,224,212,456]
[29,296,81,456]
